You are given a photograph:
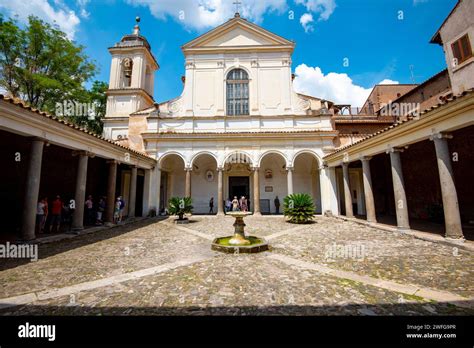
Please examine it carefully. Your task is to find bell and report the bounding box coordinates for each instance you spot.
[123,58,133,78]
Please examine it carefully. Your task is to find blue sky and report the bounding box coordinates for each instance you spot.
[0,0,458,106]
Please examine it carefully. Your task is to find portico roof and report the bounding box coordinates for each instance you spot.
[0,95,156,167]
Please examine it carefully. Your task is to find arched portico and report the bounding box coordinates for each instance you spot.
[159,153,186,213]
[258,151,288,214]
[292,151,322,214]
[190,152,219,214]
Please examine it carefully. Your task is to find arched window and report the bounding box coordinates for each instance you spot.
[226,69,249,115]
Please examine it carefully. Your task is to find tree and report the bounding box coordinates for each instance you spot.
[0,15,106,134]
[61,80,108,135]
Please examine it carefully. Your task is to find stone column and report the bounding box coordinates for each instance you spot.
[72,151,89,230]
[105,160,118,224]
[320,165,339,215]
[142,168,151,217]
[155,167,161,214]
[21,138,45,241]
[253,167,261,215]
[430,133,464,240]
[361,157,377,224]
[287,167,294,195]
[128,166,138,218]
[185,168,192,197]
[217,168,224,215]
[342,162,354,218]
[388,148,410,231]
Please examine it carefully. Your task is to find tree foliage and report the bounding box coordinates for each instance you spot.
[0,15,107,134]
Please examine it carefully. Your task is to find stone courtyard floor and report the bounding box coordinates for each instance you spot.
[0,216,473,315]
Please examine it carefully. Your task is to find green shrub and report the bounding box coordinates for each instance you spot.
[283,193,315,224]
[168,197,193,220]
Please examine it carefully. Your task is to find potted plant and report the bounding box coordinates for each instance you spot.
[283,193,316,224]
[168,197,193,223]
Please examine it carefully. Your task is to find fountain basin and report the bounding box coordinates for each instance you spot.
[211,236,269,254]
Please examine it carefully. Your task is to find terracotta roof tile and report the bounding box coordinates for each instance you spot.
[0,94,155,161]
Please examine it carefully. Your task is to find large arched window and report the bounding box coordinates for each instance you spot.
[226,69,249,115]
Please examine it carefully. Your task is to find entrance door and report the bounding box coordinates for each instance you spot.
[228,176,250,204]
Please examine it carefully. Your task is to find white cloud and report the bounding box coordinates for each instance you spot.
[379,79,399,85]
[77,0,91,19]
[300,13,314,33]
[126,0,336,32]
[0,0,80,39]
[293,64,398,107]
[126,0,287,30]
[294,0,336,21]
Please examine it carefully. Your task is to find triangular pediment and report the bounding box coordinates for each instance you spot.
[182,17,294,52]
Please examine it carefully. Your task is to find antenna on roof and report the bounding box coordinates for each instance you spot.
[409,65,416,84]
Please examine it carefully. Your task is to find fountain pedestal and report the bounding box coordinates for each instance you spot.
[228,213,251,245]
[211,211,269,253]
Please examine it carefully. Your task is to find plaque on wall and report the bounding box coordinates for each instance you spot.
[265,186,273,192]
[205,170,214,182]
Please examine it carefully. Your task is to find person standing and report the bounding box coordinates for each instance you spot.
[50,195,62,233]
[85,195,94,226]
[232,196,239,211]
[274,196,281,214]
[209,197,214,214]
[36,197,47,235]
[118,196,125,222]
[62,199,73,232]
[96,197,106,225]
[114,197,121,224]
[240,196,248,212]
[225,199,231,213]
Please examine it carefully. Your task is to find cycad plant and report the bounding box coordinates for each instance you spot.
[168,197,193,220]
[283,193,315,224]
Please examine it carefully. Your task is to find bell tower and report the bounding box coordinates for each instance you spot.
[103,17,159,141]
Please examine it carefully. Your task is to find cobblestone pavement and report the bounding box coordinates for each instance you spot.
[0,216,473,315]
[271,217,474,298]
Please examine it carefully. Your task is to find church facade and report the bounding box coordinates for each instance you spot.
[103,14,345,215]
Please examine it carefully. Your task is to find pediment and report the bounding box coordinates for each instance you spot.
[182,17,294,51]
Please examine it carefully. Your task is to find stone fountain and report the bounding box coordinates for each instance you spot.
[211,211,269,253]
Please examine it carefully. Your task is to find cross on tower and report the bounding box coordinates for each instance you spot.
[233,0,242,16]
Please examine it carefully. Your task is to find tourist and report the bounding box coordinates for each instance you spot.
[274,196,280,214]
[62,199,73,232]
[232,196,239,211]
[85,195,94,225]
[96,197,106,225]
[209,197,214,214]
[49,195,62,233]
[118,196,125,221]
[225,199,231,213]
[35,197,48,235]
[114,197,121,224]
[240,196,248,212]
